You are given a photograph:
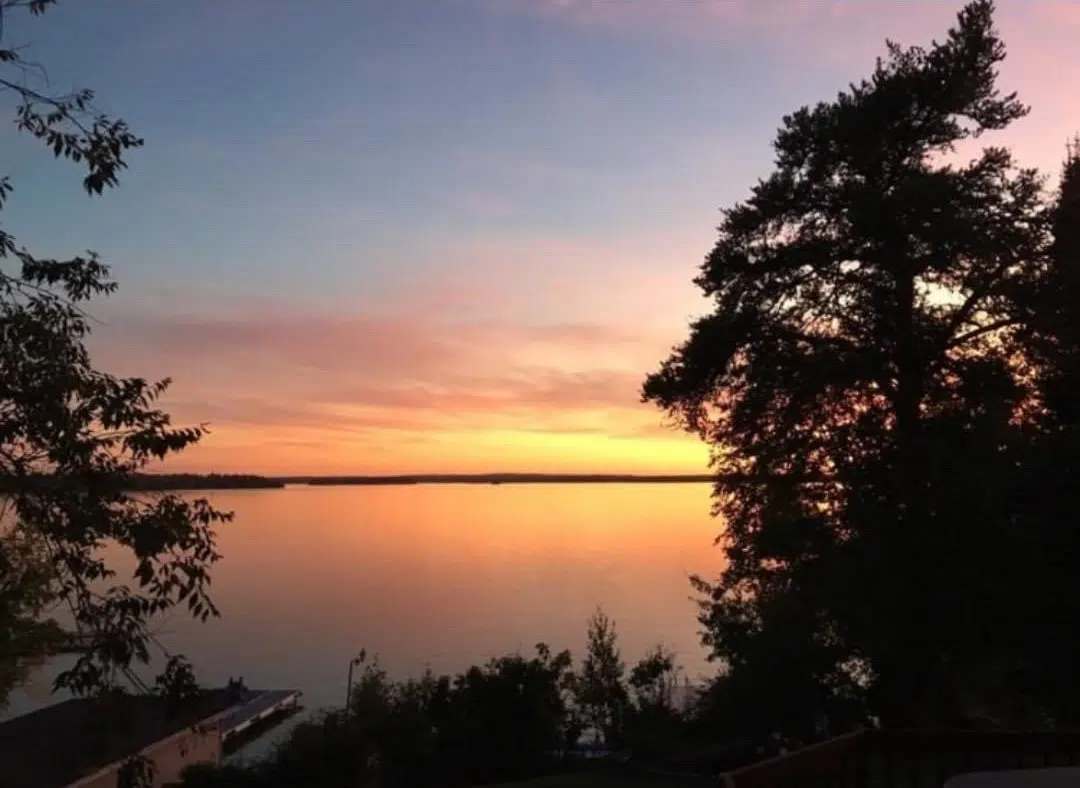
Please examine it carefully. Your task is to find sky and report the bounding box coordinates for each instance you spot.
[3,0,1078,475]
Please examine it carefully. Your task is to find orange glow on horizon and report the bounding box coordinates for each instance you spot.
[94,283,713,476]
[156,421,711,476]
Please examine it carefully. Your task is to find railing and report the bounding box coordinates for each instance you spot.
[720,730,1080,788]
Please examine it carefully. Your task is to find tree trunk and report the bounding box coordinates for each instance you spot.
[876,270,937,728]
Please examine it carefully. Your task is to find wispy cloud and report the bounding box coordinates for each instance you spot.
[88,302,703,473]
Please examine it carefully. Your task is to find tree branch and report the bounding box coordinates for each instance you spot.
[948,317,1020,349]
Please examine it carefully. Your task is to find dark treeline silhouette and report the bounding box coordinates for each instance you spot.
[0,473,282,494]
[180,610,711,788]
[645,0,1080,737]
[298,474,714,486]
[123,474,284,491]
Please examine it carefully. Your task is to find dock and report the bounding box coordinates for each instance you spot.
[220,689,304,755]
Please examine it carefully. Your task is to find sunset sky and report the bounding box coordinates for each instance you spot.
[7,1,1079,474]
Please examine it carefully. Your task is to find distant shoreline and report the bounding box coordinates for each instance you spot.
[288,474,715,486]
[0,472,716,492]
[118,473,716,490]
[0,473,286,493]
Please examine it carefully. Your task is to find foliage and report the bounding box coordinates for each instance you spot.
[183,622,693,788]
[154,655,201,715]
[182,645,577,788]
[622,645,685,762]
[574,608,629,748]
[260,709,381,787]
[0,0,228,720]
[643,0,1067,732]
[115,754,156,788]
[447,643,577,782]
[627,645,678,709]
[1011,140,1080,726]
[0,526,66,709]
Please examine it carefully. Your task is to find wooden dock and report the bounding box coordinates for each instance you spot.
[220,689,303,755]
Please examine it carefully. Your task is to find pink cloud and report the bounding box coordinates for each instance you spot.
[87,305,682,447]
[368,230,713,336]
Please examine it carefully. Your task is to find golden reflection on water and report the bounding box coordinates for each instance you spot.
[22,483,724,713]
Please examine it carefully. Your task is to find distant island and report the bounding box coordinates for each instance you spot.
[126,473,285,491]
[0,473,285,493]
[290,474,715,486]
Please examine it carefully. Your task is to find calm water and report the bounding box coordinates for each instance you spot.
[7,483,723,746]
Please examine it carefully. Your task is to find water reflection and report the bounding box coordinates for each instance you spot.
[8,483,722,721]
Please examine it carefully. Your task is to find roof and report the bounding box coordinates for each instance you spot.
[0,688,249,788]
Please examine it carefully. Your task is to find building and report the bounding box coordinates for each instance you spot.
[0,686,299,788]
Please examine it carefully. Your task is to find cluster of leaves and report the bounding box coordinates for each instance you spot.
[567,609,687,759]
[0,526,67,708]
[0,0,228,719]
[182,610,690,788]
[644,0,1080,734]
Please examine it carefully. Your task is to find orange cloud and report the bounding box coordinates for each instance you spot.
[89,303,706,475]
[368,230,715,337]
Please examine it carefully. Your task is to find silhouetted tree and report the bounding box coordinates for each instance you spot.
[447,645,574,783]
[256,709,379,788]
[644,0,1051,729]
[628,645,678,710]
[573,608,629,747]
[0,0,228,726]
[694,588,871,741]
[279,644,574,788]
[1011,141,1080,726]
[622,645,685,762]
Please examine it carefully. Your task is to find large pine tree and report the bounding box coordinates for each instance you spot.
[644,1,1052,729]
[1012,142,1080,725]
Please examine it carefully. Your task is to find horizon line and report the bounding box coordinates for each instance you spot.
[149,471,715,479]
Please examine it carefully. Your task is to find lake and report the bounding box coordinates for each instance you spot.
[6,483,724,750]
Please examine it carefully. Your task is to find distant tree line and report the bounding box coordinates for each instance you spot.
[303,474,714,486]
[0,473,282,494]
[644,0,1080,737]
[122,473,283,491]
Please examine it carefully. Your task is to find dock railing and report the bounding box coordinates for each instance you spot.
[719,729,1080,788]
